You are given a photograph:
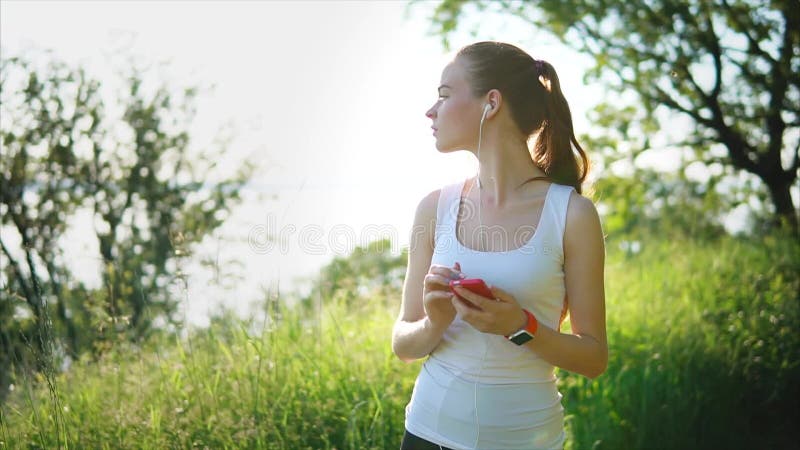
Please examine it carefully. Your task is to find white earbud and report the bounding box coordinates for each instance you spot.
[477,104,491,190]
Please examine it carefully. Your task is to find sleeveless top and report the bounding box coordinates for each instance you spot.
[404,178,575,450]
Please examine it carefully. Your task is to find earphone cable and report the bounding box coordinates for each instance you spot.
[471,104,490,449]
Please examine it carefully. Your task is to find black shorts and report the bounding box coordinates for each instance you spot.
[400,430,455,450]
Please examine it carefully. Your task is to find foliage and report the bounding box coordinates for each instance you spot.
[1,233,798,449]
[592,168,730,240]
[0,51,253,402]
[416,0,800,233]
[297,238,407,312]
[1,296,417,449]
[560,228,799,449]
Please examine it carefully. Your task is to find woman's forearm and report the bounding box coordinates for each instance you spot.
[523,323,608,379]
[391,317,448,363]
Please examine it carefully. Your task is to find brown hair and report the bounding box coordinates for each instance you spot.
[455,41,590,194]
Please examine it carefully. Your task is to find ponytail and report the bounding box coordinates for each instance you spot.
[531,60,590,194]
[455,42,591,194]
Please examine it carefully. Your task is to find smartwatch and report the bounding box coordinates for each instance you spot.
[506,309,538,345]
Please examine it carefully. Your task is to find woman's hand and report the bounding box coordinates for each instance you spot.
[451,283,527,336]
[423,262,465,331]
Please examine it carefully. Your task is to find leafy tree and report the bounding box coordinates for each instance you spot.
[594,168,729,240]
[0,51,253,400]
[418,0,799,234]
[297,238,407,312]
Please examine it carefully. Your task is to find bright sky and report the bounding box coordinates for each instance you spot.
[1,0,603,325]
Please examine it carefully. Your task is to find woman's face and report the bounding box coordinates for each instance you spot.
[425,59,482,152]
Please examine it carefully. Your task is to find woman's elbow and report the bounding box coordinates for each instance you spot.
[391,347,421,364]
[391,342,408,362]
[397,354,419,364]
[584,361,607,380]
[584,350,608,380]
[391,335,419,364]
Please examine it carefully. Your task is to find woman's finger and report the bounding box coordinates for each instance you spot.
[451,294,469,315]
[489,285,516,304]
[424,273,456,289]
[425,289,455,303]
[452,286,488,310]
[429,264,465,281]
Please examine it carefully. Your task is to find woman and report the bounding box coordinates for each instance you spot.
[391,41,608,450]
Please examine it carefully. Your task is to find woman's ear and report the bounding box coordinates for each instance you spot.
[485,89,502,116]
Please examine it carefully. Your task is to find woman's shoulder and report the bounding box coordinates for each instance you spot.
[415,179,463,218]
[415,188,441,218]
[411,187,444,251]
[561,184,599,218]
[563,188,604,245]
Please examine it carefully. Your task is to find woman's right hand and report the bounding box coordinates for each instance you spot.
[423,262,464,331]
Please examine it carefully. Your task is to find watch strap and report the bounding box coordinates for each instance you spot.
[506,309,538,345]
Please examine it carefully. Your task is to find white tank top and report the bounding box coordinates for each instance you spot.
[404,178,574,450]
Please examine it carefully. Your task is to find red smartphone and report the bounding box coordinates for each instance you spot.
[449,278,494,308]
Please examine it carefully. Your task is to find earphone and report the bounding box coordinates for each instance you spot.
[464,102,551,449]
[476,103,491,244]
[466,102,492,449]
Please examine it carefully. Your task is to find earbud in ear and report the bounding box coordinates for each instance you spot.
[481,103,492,122]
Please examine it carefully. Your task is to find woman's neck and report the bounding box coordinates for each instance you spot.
[473,138,548,208]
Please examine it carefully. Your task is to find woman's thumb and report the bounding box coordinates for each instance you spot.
[490,285,510,302]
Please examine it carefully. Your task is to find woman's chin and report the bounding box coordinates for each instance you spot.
[433,141,456,153]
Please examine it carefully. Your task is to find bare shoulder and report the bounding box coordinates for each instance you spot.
[566,190,600,224]
[564,190,605,250]
[398,187,442,323]
[411,188,441,251]
[416,187,441,218]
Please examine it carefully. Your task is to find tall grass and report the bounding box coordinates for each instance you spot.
[561,232,799,449]
[1,233,797,449]
[1,296,416,449]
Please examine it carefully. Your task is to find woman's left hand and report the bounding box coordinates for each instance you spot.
[451,284,528,336]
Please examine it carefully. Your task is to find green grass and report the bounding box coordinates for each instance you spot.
[561,232,799,449]
[1,233,798,449]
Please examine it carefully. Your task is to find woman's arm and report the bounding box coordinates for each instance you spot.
[451,192,608,379]
[524,192,608,378]
[391,189,458,362]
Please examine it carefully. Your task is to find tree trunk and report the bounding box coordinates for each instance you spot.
[764,177,799,234]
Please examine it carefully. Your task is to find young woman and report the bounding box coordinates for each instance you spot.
[391,41,608,450]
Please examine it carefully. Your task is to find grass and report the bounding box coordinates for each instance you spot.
[561,232,799,449]
[1,232,798,449]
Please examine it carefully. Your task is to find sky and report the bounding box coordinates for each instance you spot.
[0,0,695,325]
[2,0,606,325]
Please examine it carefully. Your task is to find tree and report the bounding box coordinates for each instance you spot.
[296,238,407,312]
[418,0,799,234]
[0,51,253,400]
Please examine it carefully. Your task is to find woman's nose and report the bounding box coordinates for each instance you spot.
[425,106,436,119]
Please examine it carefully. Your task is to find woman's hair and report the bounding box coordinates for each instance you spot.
[455,41,590,194]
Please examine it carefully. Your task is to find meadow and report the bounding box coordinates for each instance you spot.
[1,232,798,449]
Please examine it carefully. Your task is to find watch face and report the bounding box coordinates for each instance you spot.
[509,330,534,345]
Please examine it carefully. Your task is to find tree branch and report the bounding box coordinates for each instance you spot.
[649,85,712,126]
[0,234,35,303]
[763,1,798,171]
[723,54,771,92]
[648,85,760,175]
[707,98,761,174]
[702,7,723,100]
[719,0,779,66]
